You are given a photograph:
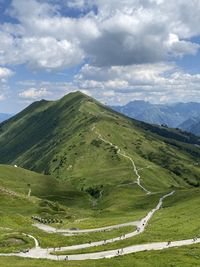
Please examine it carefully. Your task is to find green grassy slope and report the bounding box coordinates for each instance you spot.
[0,165,137,252]
[0,91,199,192]
[0,92,200,265]
[0,91,200,226]
[0,164,91,212]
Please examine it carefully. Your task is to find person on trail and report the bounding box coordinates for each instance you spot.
[64,256,68,260]
[167,241,171,246]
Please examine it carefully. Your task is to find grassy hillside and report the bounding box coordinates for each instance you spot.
[0,91,199,192]
[0,92,200,265]
[0,92,200,227]
[0,165,90,209]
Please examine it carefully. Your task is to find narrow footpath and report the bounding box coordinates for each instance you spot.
[92,126,151,194]
[0,192,182,261]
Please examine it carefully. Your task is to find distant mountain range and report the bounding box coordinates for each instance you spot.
[0,113,13,123]
[111,101,200,134]
[179,117,200,136]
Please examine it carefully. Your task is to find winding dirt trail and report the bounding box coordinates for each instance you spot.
[33,220,140,235]
[1,236,199,261]
[0,191,181,261]
[1,128,198,261]
[92,126,151,194]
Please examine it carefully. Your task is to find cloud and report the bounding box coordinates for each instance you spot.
[72,63,200,104]
[0,67,13,80]
[81,1,200,66]
[1,0,200,108]
[0,0,199,70]
[0,32,84,69]
[0,67,13,101]
[19,87,50,99]
[0,94,5,101]
[15,62,200,105]
[75,63,174,87]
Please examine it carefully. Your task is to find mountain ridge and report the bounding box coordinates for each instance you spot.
[0,91,200,193]
[0,92,200,266]
[111,101,200,129]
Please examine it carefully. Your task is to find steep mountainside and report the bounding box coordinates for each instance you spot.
[111,101,200,128]
[0,91,200,195]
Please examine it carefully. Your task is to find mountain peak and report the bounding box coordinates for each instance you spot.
[59,90,90,103]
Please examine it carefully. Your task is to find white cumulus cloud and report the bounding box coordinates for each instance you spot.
[0,0,199,69]
[19,87,50,99]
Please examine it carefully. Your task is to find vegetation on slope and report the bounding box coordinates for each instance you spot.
[0,92,200,266]
[0,91,199,192]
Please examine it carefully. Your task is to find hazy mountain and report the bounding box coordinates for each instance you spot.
[189,121,200,136]
[178,117,200,131]
[111,101,200,128]
[180,118,200,136]
[112,100,153,118]
[0,113,12,123]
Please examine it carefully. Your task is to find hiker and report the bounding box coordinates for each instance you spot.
[64,256,68,260]
[167,241,171,246]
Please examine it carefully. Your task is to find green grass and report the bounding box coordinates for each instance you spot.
[51,189,200,255]
[0,91,200,195]
[0,245,200,267]
[0,92,200,266]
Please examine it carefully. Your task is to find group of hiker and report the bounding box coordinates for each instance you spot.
[31,216,63,224]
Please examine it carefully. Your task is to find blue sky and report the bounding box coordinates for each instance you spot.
[1,0,200,113]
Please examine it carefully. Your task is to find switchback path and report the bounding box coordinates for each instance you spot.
[33,220,140,235]
[1,233,200,261]
[33,192,174,240]
[92,126,151,194]
[0,192,179,261]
